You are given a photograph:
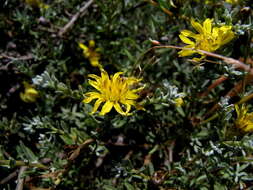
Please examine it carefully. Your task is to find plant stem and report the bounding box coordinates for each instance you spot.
[0,160,48,169]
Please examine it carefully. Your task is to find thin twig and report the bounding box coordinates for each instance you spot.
[58,0,94,36]
[134,44,253,77]
[15,166,27,190]
[144,0,173,16]
[0,53,33,61]
[68,138,94,161]
[198,75,228,97]
[205,74,253,118]
[152,45,253,74]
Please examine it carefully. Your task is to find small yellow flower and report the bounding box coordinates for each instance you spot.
[174,97,184,107]
[235,104,253,133]
[25,0,49,9]
[225,0,239,4]
[20,82,39,103]
[78,40,102,68]
[83,69,144,116]
[178,18,235,61]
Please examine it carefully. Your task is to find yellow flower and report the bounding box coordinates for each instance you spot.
[20,82,39,103]
[83,69,144,116]
[174,97,184,107]
[178,18,235,61]
[25,0,49,9]
[235,104,253,133]
[225,0,239,4]
[78,40,102,68]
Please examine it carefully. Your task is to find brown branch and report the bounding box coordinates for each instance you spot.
[58,0,94,37]
[198,75,228,97]
[144,0,173,16]
[152,45,253,74]
[205,74,253,117]
[137,44,253,77]
[68,138,94,161]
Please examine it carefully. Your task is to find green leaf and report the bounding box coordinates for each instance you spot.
[17,141,37,162]
[124,182,135,190]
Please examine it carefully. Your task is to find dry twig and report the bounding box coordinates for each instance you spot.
[68,138,94,161]
[0,53,33,61]
[58,0,94,36]
[198,75,228,97]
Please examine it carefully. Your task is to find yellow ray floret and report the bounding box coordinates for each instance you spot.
[20,82,39,103]
[78,40,102,68]
[235,104,253,133]
[83,69,144,116]
[178,18,235,61]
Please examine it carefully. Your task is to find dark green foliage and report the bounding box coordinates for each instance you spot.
[0,0,253,189]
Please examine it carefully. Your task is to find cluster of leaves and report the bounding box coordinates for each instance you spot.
[0,0,253,189]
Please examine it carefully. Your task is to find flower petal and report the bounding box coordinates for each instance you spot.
[179,34,195,45]
[114,103,128,116]
[125,91,139,100]
[181,30,197,38]
[100,101,114,115]
[203,18,212,34]
[20,92,29,103]
[88,74,101,81]
[88,80,101,92]
[78,43,88,52]
[112,72,124,83]
[243,124,253,132]
[101,70,109,81]
[191,19,203,34]
[91,99,104,114]
[83,92,101,103]
[178,48,196,57]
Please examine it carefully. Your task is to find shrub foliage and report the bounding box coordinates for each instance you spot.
[0,0,253,189]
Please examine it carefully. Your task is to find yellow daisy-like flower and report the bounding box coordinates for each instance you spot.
[235,104,253,133]
[20,82,39,103]
[178,18,235,61]
[83,69,144,116]
[78,40,102,68]
[25,0,49,9]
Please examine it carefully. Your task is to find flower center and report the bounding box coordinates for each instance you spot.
[101,78,128,102]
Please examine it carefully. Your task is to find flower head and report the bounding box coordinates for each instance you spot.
[20,82,39,103]
[25,0,49,9]
[174,97,184,107]
[78,40,101,68]
[235,104,253,133]
[83,69,144,116]
[178,18,235,61]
